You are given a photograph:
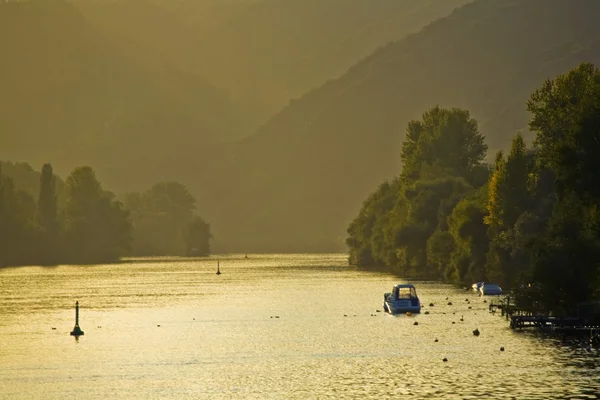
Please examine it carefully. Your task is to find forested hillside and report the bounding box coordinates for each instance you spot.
[210,0,600,252]
[0,161,212,266]
[348,62,600,315]
[194,0,470,132]
[5,0,600,254]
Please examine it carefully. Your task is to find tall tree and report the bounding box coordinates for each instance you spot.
[528,62,600,205]
[400,106,487,185]
[184,216,212,256]
[524,62,600,309]
[38,163,58,234]
[0,167,38,266]
[123,181,211,256]
[64,166,131,263]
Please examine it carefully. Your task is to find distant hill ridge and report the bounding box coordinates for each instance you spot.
[0,0,238,188]
[204,0,600,252]
[5,0,600,253]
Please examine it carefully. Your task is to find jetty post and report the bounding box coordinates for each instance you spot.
[70,301,84,336]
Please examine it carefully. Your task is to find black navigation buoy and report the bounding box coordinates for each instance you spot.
[216,261,221,275]
[69,301,84,336]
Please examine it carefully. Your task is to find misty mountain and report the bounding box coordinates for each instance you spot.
[0,0,238,188]
[208,0,600,252]
[72,0,259,78]
[195,0,471,133]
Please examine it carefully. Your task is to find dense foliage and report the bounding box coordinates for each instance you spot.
[123,182,212,257]
[347,63,600,314]
[0,164,212,266]
[0,164,131,265]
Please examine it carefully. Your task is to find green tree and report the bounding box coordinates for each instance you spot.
[38,163,58,234]
[400,106,487,185]
[483,135,535,287]
[0,166,39,266]
[184,216,212,256]
[447,188,488,283]
[124,181,211,256]
[64,166,131,263]
[523,62,600,310]
[426,230,455,277]
[530,194,600,314]
[528,62,600,205]
[36,163,61,264]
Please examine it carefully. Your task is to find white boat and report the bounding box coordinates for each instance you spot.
[383,283,421,314]
[472,282,484,292]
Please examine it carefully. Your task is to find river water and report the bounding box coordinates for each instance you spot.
[1,254,599,399]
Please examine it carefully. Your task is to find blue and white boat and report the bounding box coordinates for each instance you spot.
[383,283,421,314]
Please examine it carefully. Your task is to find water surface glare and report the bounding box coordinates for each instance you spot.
[1,254,599,399]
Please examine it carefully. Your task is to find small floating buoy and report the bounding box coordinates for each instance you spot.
[157,325,161,327]
[468,306,472,309]
[275,316,279,318]
[483,300,487,303]
[97,326,102,328]
[460,315,464,322]
[473,328,480,336]
[434,338,439,342]
[452,321,455,324]
[344,314,347,317]
[413,321,419,326]
[447,302,453,306]
[443,357,448,362]
[500,347,505,351]
[51,327,56,330]
[406,312,412,317]
[376,310,381,312]
[424,311,430,315]
[429,303,434,307]
[465,298,469,302]
[445,297,448,300]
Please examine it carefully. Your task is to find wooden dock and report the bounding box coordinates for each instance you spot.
[510,315,584,330]
[489,296,600,332]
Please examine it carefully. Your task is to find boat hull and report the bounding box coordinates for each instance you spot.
[383,299,421,314]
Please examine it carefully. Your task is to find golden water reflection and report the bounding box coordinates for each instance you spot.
[1,254,599,399]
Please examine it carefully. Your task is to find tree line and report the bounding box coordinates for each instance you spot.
[347,62,600,315]
[0,164,211,267]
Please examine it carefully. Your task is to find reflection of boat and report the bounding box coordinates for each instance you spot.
[479,283,502,296]
[383,284,421,314]
[472,282,484,292]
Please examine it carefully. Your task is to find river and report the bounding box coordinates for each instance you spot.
[1,254,599,399]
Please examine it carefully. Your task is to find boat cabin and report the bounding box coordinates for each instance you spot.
[391,284,419,301]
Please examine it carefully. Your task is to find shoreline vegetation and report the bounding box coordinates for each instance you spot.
[0,164,212,267]
[347,62,600,317]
